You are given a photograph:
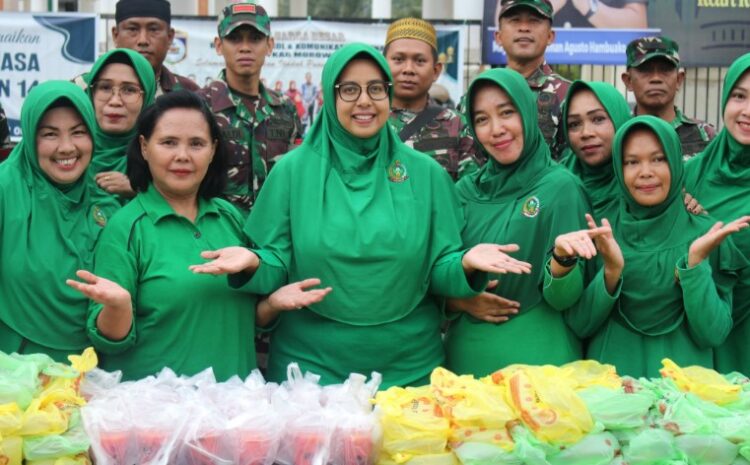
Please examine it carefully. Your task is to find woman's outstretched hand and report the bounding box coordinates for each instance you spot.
[462,243,532,275]
[189,247,260,275]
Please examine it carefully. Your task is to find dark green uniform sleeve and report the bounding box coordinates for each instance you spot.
[676,254,734,349]
[227,248,288,294]
[86,219,138,354]
[543,259,584,311]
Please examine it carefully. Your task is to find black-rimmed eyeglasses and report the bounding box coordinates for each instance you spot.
[334,81,392,102]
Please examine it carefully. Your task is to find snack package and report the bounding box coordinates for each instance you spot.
[660,359,741,405]
[488,365,594,445]
[430,368,516,450]
[0,435,23,465]
[374,385,450,460]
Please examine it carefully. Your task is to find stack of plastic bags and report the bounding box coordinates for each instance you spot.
[0,348,97,465]
[374,359,750,465]
[81,363,382,465]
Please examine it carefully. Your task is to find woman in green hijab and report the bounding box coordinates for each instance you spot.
[551,115,748,378]
[560,81,632,222]
[0,81,120,361]
[443,68,594,377]
[85,48,156,202]
[190,43,531,388]
[684,53,750,375]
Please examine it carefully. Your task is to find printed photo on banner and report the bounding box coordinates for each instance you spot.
[482,0,750,66]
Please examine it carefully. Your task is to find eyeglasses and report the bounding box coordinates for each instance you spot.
[91,82,144,104]
[334,81,391,102]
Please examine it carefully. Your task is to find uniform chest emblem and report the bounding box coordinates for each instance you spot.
[522,196,540,218]
[92,205,107,227]
[388,160,409,183]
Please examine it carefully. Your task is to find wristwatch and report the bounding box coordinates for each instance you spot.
[586,0,599,19]
[551,249,578,268]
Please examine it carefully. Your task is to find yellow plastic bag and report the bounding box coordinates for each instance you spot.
[487,364,594,445]
[378,451,459,465]
[660,358,741,405]
[0,404,22,436]
[0,435,23,465]
[25,454,91,465]
[429,368,516,450]
[19,389,85,437]
[561,360,621,391]
[375,386,450,462]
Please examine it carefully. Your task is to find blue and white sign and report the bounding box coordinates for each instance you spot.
[484,27,661,65]
[0,12,97,138]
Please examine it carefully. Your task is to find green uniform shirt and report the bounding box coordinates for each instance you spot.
[444,68,588,377]
[551,116,745,378]
[86,186,266,381]
[684,52,750,375]
[198,72,302,215]
[0,81,119,362]
[239,44,485,388]
[388,99,484,181]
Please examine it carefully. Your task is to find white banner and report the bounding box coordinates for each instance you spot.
[166,18,466,105]
[0,12,98,138]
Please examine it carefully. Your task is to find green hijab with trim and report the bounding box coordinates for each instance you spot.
[84,48,156,175]
[611,116,743,335]
[0,81,120,353]
[246,43,471,325]
[458,68,555,203]
[561,80,631,220]
[456,67,578,312]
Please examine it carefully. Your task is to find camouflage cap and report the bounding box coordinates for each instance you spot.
[626,36,680,68]
[499,0,553,20]
[218,2,271,38]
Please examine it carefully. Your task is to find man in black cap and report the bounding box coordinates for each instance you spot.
[75,0,198,96]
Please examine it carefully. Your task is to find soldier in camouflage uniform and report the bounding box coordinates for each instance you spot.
[622,36,716,159]
[199,2,301,216]
[0,101,11,160]
[384,18,483,181]
[494,0,570,159]
[74,0,199,96]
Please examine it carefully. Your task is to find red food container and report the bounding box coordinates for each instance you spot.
[237,430,274,465]
[98,430,131,465]
[334,430,373,465]
[135,429,170,464]
[292,429,327,465]
[187,431,232,465]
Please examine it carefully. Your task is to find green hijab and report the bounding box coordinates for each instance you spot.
[247,43,469,325]
[611,116,743,335]
[0,81,119,350]
[302,43,396,187]
[457,68,555,203]
[84,48,156,175]
[684,53,750,204]
[560,81,632,219]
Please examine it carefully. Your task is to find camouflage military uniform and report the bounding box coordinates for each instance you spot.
[199,71,302,215]
[527,63,570,160]
[0,101,11,160]
[155,66,199,97]
[389,98,484,181]
[633,105,716,160]
[72,64,197,96]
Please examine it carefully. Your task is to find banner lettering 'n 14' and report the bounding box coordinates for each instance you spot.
[0,12,97,139]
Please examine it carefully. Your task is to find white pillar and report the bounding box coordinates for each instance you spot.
[258,0,278,17]
[27,0,47,12]
[422,0,453,20]
[372,0,391,19]
[452,0,483,20]
[289,0,307,17]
